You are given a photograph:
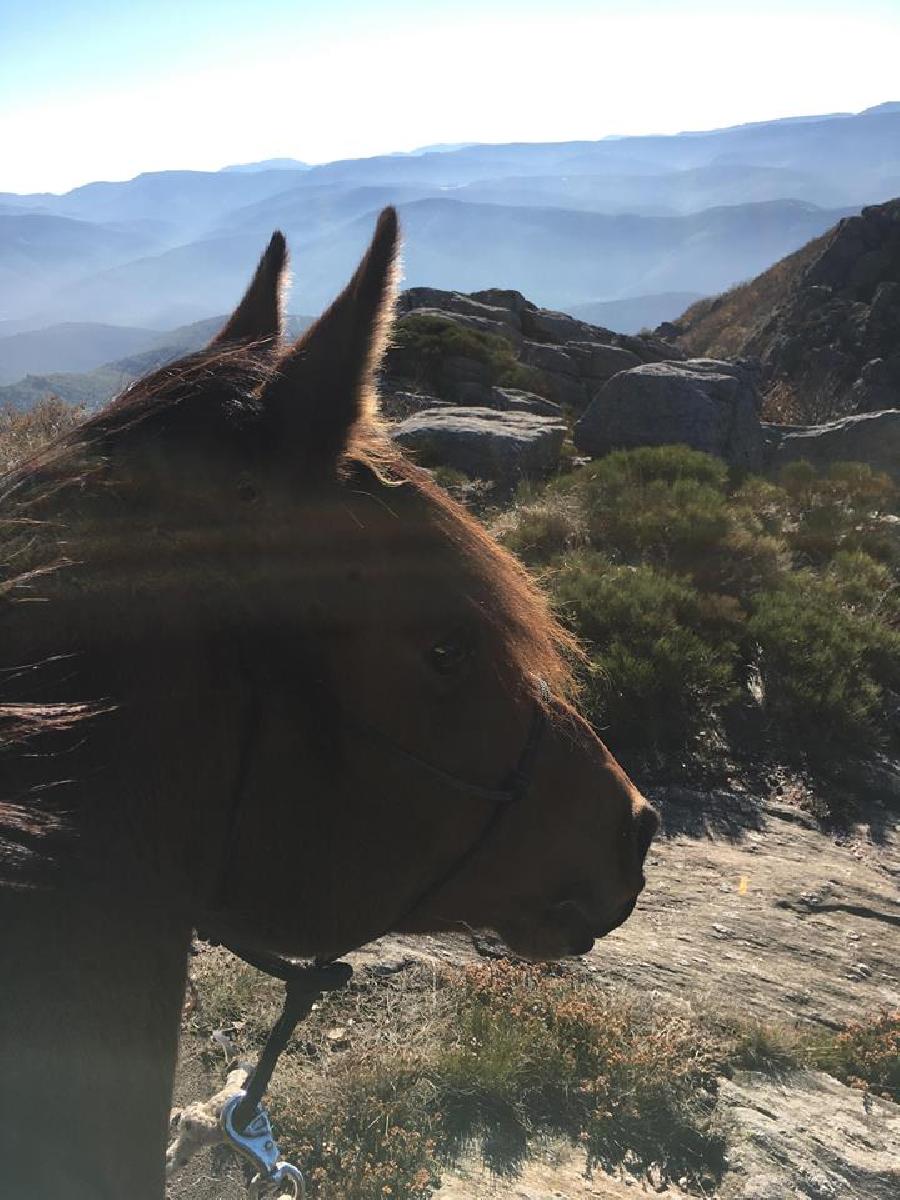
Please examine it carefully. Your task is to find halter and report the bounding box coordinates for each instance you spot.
[204,675,551,1188]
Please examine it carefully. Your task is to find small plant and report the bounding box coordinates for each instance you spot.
[436,963,725,1187]
[498,497,583,564]
[809,1010,900,1102]
[779,460,898,565]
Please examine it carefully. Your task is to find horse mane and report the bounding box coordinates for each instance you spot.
[1,343,579,845]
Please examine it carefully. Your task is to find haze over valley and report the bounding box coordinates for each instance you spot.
[1,102,898,390]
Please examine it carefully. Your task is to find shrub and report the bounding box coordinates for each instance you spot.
[548,448,784,601]
[271,1062,441,1200]
[748,573,900,750]
[498,497,583,565]
[779,460,899,565]
[387,314,538,398]
[563,443,729,494]
[551,554,738,753]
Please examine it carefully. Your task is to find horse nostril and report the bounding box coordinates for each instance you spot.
[635,804,659,862]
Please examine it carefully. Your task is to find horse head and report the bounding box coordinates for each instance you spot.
[116,208,656,961]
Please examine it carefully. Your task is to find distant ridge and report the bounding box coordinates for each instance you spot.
[0,314,312,411]
[221,158,309,173]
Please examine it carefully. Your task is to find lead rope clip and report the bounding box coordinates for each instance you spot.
[221,1091,306,1199]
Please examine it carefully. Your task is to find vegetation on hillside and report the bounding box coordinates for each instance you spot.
[672,229,831,361]
[499,445,900,781]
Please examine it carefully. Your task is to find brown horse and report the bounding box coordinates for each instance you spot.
[0,209,657,1197]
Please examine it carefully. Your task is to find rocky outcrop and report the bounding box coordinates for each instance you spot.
[669,198,900,421]
[388,285,682,420]
[574,358,765,469]
[768,408,900,475]
[391,407,566,486]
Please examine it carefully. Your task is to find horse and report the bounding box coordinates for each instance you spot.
[0,208,657,1197]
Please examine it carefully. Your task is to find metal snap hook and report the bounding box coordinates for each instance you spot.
[222,1091,305,1198]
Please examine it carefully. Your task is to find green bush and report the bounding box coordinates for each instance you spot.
[549,447,783,600]
[498,498,583,565]
[387,313,540,397]
[500,448,900,775]
[563,444,730,493]
[779,460,899,564]
[748,572,900,749]
[551,554,739,752]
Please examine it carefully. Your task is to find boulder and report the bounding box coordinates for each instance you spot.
[392,407,566,485]
[525,369,589,411]
[521,307,605,345]
[574,358,764,469]
[617,331,687,364]
[565,340,642,381]
[452,381,495,406]
[769,408,900,478]
[490,387,563,417]
[379,388,450,421]
[519,341,579,376]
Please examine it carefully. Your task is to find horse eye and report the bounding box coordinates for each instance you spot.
[427,632,475,676]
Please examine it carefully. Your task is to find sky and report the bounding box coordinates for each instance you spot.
[2,0,899,194]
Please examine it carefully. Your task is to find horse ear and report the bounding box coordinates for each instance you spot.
[258,207,399,464]
[210,231,288,348]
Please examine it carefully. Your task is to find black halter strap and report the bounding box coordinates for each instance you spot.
[208,677,550,1134]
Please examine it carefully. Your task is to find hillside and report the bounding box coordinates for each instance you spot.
[668,197,900,421]
[0,314,312,410]
[0,321,159,384]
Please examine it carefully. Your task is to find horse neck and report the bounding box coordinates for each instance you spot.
[0,568,237,1197]
[0,882,191,1199]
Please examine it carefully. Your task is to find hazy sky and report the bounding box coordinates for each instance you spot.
[2,0,899,194]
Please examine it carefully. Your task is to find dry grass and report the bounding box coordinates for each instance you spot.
[184,950,728,1198]
[183,947,900,1199]
[0,396,87,475]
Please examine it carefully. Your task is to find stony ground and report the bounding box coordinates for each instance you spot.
[169,775,900,1199]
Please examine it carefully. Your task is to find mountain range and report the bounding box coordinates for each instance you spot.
[1,103,898,388]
